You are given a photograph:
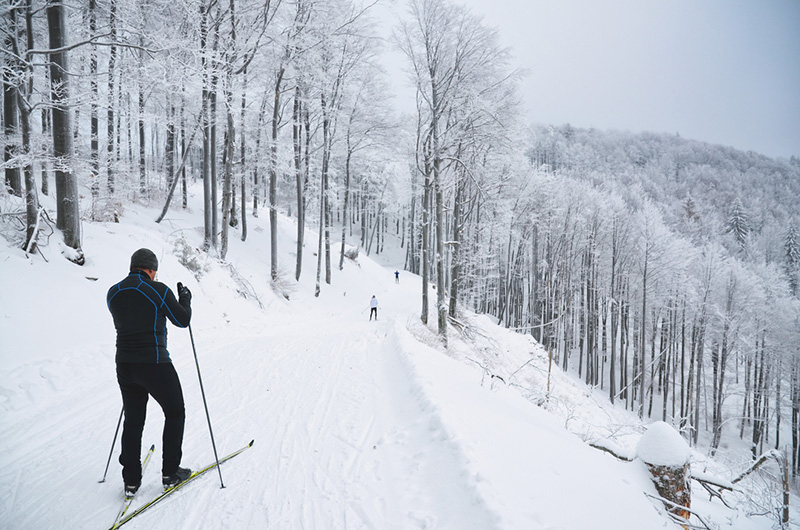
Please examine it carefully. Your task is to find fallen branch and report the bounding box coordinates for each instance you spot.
[587,442,633,462]
[732,450,781,485]
[644,492,712,530]
[156,115,202,223]
[690,471,734,491]
[697,480,733,509]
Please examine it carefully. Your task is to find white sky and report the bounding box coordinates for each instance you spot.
[381,0,800,159]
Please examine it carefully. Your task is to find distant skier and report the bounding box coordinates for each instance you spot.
[369,295,378,321]
[394,270,399,284]
[107,248,193,498]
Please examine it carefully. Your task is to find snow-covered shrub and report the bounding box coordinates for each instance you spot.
[344,246,359,262]
[269,268,296,301]
[172,235,208,280]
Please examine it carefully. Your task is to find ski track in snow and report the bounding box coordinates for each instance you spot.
[0,303,499,530]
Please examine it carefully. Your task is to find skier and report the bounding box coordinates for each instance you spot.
[107,248,193,497]
[369,295,378,321]
[394,270,399,284]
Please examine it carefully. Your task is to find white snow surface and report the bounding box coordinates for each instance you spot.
[0,190,778,530]
[636,421,691,468]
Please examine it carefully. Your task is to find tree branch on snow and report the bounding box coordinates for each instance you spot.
[644,493,712,530]
[696,479,734,509]
[690,471,733,491]
[731,449,782,484]
[587,442,633,462]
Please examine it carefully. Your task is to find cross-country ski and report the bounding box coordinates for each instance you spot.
[112,440,254,529]
[110,444,155,530]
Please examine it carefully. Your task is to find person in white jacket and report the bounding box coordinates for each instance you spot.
[369,295,378,321]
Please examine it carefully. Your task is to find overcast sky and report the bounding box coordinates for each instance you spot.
[382,0,800,159]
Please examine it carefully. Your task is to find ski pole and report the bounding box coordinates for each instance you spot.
[188,323,225,488]
[99,406,124,483]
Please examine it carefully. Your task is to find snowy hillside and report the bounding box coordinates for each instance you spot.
[0,189,783,529]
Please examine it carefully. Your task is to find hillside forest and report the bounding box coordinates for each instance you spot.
[3,0,800,480]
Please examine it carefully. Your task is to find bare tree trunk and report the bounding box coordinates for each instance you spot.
[315,149,325,298]
[210,26,220,249]
[219,0,236,259]
[3,7,21,197]
[19,98,39,252]
[252,92,268,219]
[137,1,146,198]
[639,255,648,418]
[17,0,38,251]
[200,3,212,250]
[338,125,352,272]
[239,66,247,240]
[294,87,305,279]
[165,98,176,191]
[433,129,447,346]
[776,355,783,450]
[269,67,284,281]
[41,103,50,196]
[791,359,800,474]
[106,0,117,194]
[421,140,432,326]
[320,91,332,285]
[609,218,620,403]
[180,87,187,208]
[220,111,234,260]
[47,0,83,262]
[448,177,463,317]
[711,275,735,455]
[406,168,418,274]
[89,0,99,215]
[138,88,146,195]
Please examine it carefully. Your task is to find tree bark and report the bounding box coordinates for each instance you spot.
[47,0,83,261]
[294,87,304,278]
[3,9,22,197]
[89,0,99,215]
[239,66,247,240]
[106,0,117,194]
[269,66,284,281]
[200,3,212,250]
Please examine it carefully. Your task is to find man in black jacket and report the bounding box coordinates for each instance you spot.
[107,248,193,497]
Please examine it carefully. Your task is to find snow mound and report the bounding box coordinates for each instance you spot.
[636,421,691,467]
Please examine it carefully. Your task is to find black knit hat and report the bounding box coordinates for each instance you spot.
[130,248,159,271]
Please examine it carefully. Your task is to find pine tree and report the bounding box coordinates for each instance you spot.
[785,222,800,297]
[724,197,750,252]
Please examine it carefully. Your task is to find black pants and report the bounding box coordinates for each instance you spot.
[369,307,377,320]
[116,362,185,484]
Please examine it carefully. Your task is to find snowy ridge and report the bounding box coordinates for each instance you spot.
[0,190,779,529]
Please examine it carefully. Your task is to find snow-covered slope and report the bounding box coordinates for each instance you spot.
[0,190,776,529]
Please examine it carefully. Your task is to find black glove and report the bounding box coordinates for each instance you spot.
[177,282,192,302]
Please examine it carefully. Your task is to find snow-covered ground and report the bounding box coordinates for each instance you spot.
[0,187,786,529]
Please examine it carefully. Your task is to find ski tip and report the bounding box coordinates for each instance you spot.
[248,439,255,447]
[148,444,156,450]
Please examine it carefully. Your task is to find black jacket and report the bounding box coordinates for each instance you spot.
[107,270,192,363]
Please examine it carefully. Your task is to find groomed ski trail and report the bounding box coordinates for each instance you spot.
[160,304,500,530]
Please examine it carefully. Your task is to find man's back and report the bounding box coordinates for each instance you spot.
[107,270,191,363]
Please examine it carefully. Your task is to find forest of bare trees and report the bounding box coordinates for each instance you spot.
[3,0,800,478]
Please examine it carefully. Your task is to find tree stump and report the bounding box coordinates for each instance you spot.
[645,461,691,519]
[637,421,691,520]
